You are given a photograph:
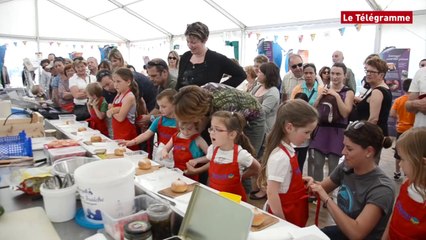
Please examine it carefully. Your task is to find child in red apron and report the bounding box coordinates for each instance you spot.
[161,121,208,181]
[124,89,178,161]
[383,127,426,240]
[85,83,109,137]
[107,68,140,151]
[257,100,318,227]
[186,111,261,202]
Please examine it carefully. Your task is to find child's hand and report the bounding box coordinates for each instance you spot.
[108,103,113,109]
[106,108,114,118]
[91,98,99,107]
[185,163,197,175]
[161,150,169,160]
[187,159,197,167]
[117,139,128,146]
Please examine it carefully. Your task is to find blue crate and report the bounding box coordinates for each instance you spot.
[0,131,33,158]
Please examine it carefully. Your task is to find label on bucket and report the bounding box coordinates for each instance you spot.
[78,186,105,221]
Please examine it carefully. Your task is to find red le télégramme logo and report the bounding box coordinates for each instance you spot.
[341,11,413,24]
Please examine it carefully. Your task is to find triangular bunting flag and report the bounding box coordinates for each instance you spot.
[284,35,289,42]
[298,35,304,43]
[338,27,346,36]
[355,24,362,32]
[310,33,316,41]
[22,41,27,46]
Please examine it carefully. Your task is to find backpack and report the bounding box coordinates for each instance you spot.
[317,95,342,124]
[317,87,350,125]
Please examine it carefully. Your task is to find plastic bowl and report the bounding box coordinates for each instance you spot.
[52,157,99,177]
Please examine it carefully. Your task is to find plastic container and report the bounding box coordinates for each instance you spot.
[0,131,33,158]
[45,145,87,162]
[40,183,77,222]
[74,159,135,225]
[124,150,149,167]
[103,195,159,240]
[58,114,77,125]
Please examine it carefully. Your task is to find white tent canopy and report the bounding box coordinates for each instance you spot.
[0,0,425,87]
[1,0,425,43]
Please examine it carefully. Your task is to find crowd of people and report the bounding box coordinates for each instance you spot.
[12,21,426,240]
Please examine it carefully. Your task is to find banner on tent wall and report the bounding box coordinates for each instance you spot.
[257,39,283,68]
[298,50,309,64]
[380,47,410,136]
[0,45,6,88]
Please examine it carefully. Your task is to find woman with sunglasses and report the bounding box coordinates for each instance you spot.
[175,22,246,90]
[319,66,331,86]
[307,121,394,240]
[167,50,180,78]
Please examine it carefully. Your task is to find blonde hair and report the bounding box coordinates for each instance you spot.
[396,127,426,200]
[212,111,255,156]
[258,100,318,188]
[86,82,103,98]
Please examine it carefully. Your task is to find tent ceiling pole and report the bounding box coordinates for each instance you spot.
[0,33,120,43]
[108,0,172,38]
[0,0,13,5]
[47,0,128,42]
[365,0,382,53]
[202,0,246,29]
[35,0,40,53]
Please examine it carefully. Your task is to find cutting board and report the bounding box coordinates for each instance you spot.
[0,207,61,240]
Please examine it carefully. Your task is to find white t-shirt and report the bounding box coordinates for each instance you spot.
[69,74,95,105]
[266,141,293,193]
[409,67,426,127]
[408,183,425,203]
[206,145,254,176]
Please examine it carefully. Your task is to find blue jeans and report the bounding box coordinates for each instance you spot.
[322,225,348,240]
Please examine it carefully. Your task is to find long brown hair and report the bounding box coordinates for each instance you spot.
[113,67,147,116]
[258,100,318,188]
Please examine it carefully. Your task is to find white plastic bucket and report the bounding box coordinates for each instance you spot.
[40,183,77,223]
[74,159,135,224]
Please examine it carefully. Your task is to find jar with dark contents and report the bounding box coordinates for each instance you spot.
[124,220,152,240]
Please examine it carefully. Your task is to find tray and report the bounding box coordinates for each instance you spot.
[158,182,197,198]
[135,165,162,176]
[250,213,279,232]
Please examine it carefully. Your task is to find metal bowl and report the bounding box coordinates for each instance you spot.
[52,157,99,177]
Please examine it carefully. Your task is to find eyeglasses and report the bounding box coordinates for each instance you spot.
[168,57,177,60]
[322,71,330,74]
[346,120,365,130]
[364,70,379,75]
[208,127,229,133]
[291,63,303,69]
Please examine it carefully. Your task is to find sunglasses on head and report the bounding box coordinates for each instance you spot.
[291,63,303,69]
[147,60,167,68]
[168,57,177,60]
[346,120,365,130]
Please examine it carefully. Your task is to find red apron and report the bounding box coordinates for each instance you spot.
[112,90,139,151]
[208,144,247,202]
[267,144,308,227]
[87,96,109,137]
[389,181,426,240]
[60,102,74,113]
[157,116,178,145]
[172,132,200,181]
